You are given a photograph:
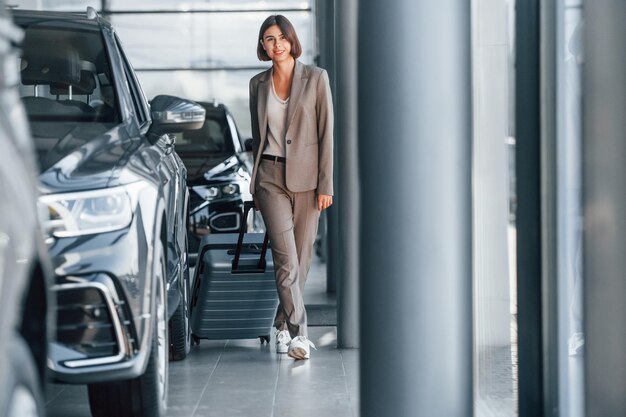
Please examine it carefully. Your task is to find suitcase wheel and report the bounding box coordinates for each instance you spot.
[259,335,271,345]
[192,334,201,346]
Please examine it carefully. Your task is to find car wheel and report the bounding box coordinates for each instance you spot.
[3,335,44,417]
[88,241,169,417]
[169,263,191,361]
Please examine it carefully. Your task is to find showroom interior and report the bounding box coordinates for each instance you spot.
[1,0,626,416]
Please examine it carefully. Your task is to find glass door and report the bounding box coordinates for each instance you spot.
[471,0,518,415]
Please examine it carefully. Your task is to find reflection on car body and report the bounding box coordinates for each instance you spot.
[13,7,205,417]
[174,101,262,262]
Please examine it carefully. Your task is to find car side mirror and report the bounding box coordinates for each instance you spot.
[244,138,253,152]
[148,95,205,141]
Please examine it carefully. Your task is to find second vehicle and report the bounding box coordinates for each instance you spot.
[173,101,262,263]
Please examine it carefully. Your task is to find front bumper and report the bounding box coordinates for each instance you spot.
[48,273,149,384]
[45,217,153,384]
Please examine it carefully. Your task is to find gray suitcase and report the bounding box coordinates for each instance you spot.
[190,201,277,344]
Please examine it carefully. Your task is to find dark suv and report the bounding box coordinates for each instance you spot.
[174,101,261,262]
[0,4,53,416]
[13,8,205,417]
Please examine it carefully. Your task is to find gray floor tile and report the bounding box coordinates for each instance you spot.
[46,327,360,417]
[46,405,92,417]
[46,384,90,417]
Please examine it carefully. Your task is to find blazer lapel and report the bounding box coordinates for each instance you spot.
[286,60,309,131]
[256,68,271,148]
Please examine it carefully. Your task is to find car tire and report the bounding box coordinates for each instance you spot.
[169,264,191,361]
[2,335,45,417]
[87,241,169,417]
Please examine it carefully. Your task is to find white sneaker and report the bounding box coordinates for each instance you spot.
[287,336,316,360]
[276,330,291,354]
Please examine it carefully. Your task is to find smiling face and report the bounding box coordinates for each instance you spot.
[261,24,292,63]
[256,15,302,62]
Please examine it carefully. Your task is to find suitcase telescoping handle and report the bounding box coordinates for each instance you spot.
[232,200,269,273]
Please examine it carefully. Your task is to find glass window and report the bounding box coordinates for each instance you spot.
[109,10,315,138]
[134,69,258,138]
[17,24,119,123]
[115,36,150,126]
[109,12,314,69]
[40,0,99,11]
[174,107,235,158]
[107,0,312,12]
[472,0,518,416]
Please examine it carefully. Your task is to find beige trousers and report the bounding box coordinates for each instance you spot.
[255,158,320,337]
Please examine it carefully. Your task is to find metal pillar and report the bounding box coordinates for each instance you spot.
[358,1,472,416]
[336,0,359,348]
[315,0,339,294]
[583,2,626,416]
[541,0,560,415]
[515,1,546,416]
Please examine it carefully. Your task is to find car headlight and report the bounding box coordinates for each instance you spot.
[193,183,240,201]
[39,184,142,238]
[221,183,239,196]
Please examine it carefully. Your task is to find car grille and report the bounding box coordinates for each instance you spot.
[52,276,133,367]
[210,212,240,232]
[56,287,118,357]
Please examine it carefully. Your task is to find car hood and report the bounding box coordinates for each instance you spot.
[30,121,138,193]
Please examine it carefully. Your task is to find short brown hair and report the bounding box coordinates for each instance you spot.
[257,15,302,61]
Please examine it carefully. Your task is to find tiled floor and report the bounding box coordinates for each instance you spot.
[45,255,359,417]
[46,327,359,417]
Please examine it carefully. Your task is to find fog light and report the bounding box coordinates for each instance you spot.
[206,187,219,198]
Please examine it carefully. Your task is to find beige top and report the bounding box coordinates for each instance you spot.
[262,75,289,158]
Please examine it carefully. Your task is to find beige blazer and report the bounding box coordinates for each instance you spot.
[249,60,334,195]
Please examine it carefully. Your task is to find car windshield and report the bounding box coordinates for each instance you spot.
[175,114,235,156]
[17,23,120,123]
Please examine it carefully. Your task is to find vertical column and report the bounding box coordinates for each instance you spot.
[515,1,545,416]
[583,2,626,416]
[336,0,359,348]
[315,0,339,294]
[358,1,472,416]
[101,0,111,22]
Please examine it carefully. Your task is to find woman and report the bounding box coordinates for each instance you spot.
[249,14,334,360]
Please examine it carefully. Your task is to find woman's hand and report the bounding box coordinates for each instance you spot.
[317,194,333,211]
